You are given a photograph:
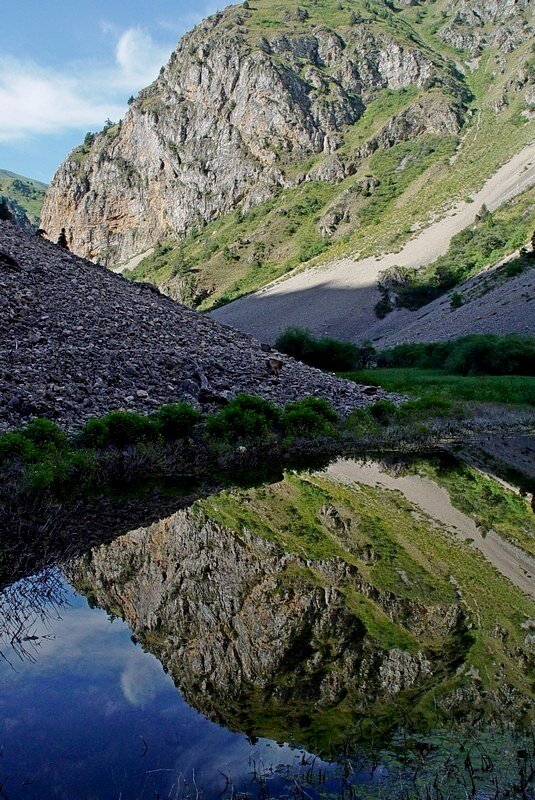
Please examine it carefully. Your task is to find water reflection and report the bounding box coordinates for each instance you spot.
[1,578,335,800]
[0,458,534,799]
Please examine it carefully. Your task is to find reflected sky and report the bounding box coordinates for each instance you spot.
[0,577,333,800]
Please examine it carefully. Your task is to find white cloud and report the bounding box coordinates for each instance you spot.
[0,59,124,141]
[0,27,174,142]
[120,653,165,707]
[115,27,171,89]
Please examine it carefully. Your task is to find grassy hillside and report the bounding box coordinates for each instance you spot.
[125,0,535,310]
[0,169,47,226]
[376,186,535,314]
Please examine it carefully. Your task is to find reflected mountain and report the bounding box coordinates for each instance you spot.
[67,469,534,752]
[1,459,533,760]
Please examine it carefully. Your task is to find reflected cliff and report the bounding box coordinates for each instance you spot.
[67,467,535,752]
[1,458,533,757]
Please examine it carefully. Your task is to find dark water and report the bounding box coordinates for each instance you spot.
[0,467,533,800]
[0,574,328,799]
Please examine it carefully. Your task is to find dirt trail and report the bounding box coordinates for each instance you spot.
[325,459,535,600]
[212,143,535,344]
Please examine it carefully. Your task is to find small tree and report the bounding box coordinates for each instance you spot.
[57,228,69,249]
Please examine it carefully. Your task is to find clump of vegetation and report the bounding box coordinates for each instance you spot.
[376,334,535,376]
[206,394,283,442]
[0,388,482,498]
[275,327,375,371]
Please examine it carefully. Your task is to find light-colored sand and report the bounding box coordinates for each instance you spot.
[212,143,535,344]
[112,247,154,274]
[324,459,535,599]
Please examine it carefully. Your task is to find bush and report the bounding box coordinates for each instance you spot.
[0,420,67,466]
[376,335,535,376]
[275,327,375,371]
[443,334,535,376]
[206,395,282,442]
[80,411,159,449]
[450,292,463,309]
[283,397,339,438]
[0,432,38,465]
[369,399,397,425]
[21,418,68,450]
[153,403,201,440]
[377,342,450,369]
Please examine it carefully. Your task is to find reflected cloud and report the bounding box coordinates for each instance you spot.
[120,653,165,708]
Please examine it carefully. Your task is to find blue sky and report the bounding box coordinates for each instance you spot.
[0,1,225,182]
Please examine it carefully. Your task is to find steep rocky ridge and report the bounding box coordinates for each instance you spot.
[0,222,390,433]
[40,0,534,314]
[71,505,463,743]
[41,0,466,267]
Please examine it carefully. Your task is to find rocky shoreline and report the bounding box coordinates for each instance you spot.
[0,222,391,433]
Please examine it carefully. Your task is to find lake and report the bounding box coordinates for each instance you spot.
[1,458,534,799]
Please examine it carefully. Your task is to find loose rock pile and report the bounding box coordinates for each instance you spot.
[0,222,390,432]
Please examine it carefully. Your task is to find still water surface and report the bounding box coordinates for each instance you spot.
[0,460,533,799]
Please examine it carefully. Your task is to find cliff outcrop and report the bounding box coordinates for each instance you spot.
[40,0,467,266]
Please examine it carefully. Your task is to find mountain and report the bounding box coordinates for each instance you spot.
[0,221,389,433]
[40,0,535,313]
[0,169,47,229]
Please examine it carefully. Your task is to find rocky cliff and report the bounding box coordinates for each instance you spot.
[71,496,465,745]
[41,0,472,267]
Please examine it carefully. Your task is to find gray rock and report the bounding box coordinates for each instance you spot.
[0,221,395,432]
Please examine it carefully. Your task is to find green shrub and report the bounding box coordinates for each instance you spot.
[0,431,38,464]
[283,397,339,438]
[21,418,68,450]
[80,411,159,448]
[376,335,535,376]
[275,327,374,371]
[26,458,70,492]
[206,394,282,442]
[153,403,201,440]
[377,342,450,369]
[450,292,463,309]
[369,399,398,425]
[443,334,535,376]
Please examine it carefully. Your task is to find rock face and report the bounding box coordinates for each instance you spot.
[439,0,533,55]
[71,504,465,740]
[0,222,391,432]
[40,2,465,265]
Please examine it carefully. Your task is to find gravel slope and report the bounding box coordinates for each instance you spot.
[326,460,535,599]
[366,251,535,346]
[212,144,535,344]
[0,223,390,433]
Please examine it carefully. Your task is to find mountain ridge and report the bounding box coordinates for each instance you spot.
[0,169,47,230]
[40,0,534,319]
